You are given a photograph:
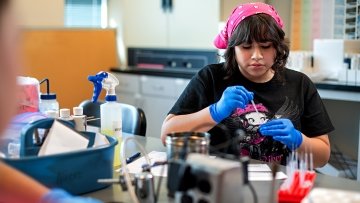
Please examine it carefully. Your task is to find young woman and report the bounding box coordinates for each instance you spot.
[0,1,100,202]
[161,2,333,167]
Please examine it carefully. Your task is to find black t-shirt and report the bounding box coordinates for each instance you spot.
[169,63,334,164]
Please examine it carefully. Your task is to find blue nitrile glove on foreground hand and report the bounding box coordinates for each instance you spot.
[210,86,253,123]
[259,119,303,150]
[41,189,102,203]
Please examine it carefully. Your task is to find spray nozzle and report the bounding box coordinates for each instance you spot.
[88,71,119,103]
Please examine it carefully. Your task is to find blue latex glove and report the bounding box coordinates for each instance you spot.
[259,119,303,150]
[209,86,253,123]
[40,189,102,203]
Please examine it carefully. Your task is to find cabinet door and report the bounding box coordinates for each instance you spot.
[175,78,190,98]
[121,0,168,48]
[113,73,140,94]
[116,92,143,107]
[140,75,177,98]
[141,96,176,138]
[168,0,220,48]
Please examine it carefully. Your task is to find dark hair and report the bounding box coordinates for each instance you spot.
[223,13,289,82]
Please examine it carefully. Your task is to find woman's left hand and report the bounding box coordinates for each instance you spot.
[259,119,303,150]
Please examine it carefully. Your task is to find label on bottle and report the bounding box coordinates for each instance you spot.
[113,121,122,137]
[112,120,122,168]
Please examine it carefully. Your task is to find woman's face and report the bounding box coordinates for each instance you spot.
[0,5,21,134]
[235,41,276,83]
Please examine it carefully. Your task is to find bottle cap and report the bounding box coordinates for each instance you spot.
[40,93,56,100]
[105,95,117,101]
[73,107,83,116]
[59,108,70,118]
[45,110,58,118]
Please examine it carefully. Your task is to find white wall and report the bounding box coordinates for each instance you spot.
[107,0,126,66]
[13,0,64,27]
[221,0,265,21]
[266,0,292,38]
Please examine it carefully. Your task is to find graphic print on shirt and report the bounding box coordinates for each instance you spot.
[223,97,300,164]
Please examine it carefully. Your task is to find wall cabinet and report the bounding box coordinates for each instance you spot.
[108,0,220,49]
[113,72,190,138]
[166,0,220,49]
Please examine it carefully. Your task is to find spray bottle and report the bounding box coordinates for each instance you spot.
[89,71,122,168]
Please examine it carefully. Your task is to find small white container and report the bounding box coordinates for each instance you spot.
[59,109,74,122]
[72,107,86,132]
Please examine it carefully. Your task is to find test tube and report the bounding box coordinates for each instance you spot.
[251,100,259,114]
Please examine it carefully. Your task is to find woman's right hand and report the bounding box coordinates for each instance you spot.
[209,86,253,123]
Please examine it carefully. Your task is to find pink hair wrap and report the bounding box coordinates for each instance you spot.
[214,2,284,49]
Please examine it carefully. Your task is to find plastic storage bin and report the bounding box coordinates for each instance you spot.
[0,112,47,158]
[2,118,117,194]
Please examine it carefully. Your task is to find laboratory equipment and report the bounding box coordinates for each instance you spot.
[174,153,244,203]
[251,100,259,114]
[39,78,59,114]
[3,118,117,194]
[99,136,155,203]
[89,71,122,168]
[278,152,316,203]
[166,132,210,197]
[98,171,156,203]
[166,132,210,160]
[134,172,156,203]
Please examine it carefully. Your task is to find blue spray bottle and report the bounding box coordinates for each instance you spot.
[89,71,122,168]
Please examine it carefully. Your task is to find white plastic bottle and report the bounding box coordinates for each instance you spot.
[72,107,87,132]
[101,96,122,168]
[39,79,59,114]
[39,93,59,114]
[88,71,122,168]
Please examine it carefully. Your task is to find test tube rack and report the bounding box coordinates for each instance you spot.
[278,170,316,203]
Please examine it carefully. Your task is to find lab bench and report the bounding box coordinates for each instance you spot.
[85,133,360,202]
[111,67,360,181]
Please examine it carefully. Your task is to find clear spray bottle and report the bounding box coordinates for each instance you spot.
[89,71,122,168]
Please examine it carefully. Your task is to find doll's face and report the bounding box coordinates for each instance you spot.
[0,4,21,134]
[244,112,268,126]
